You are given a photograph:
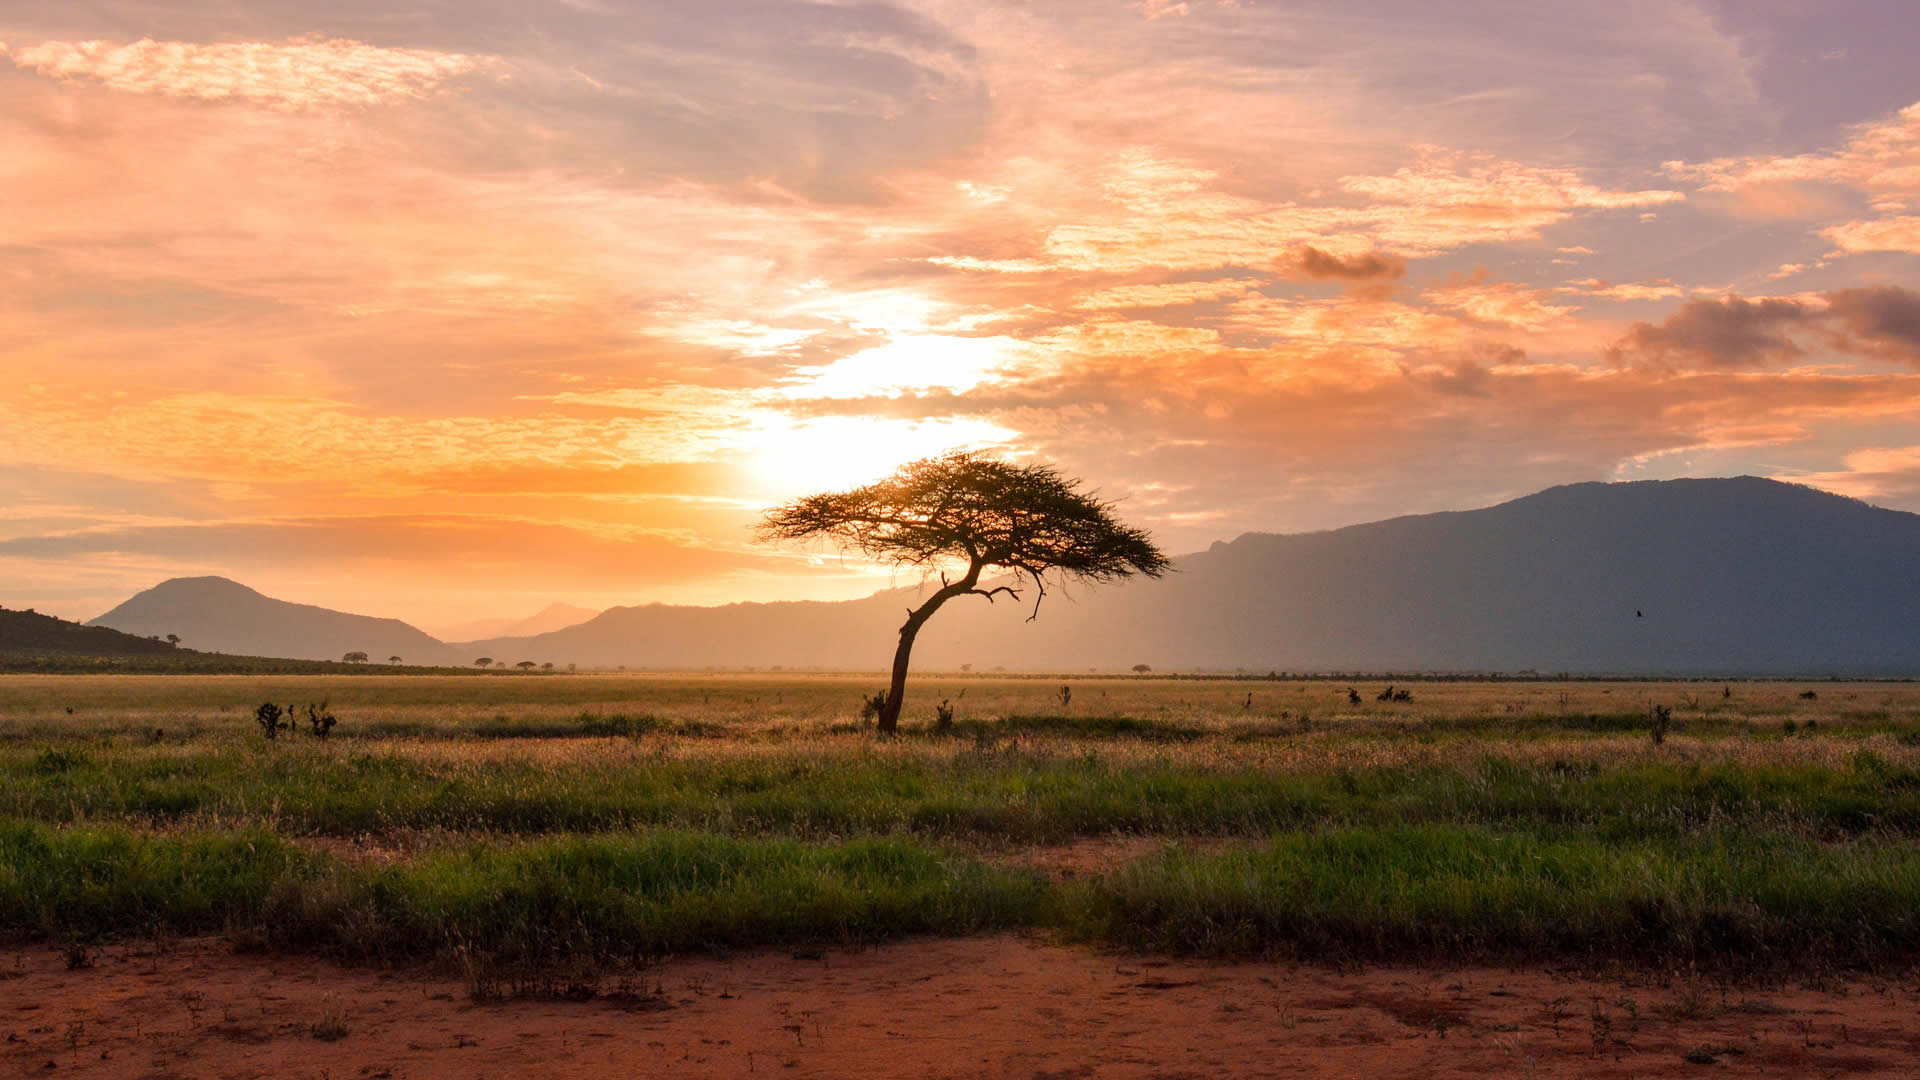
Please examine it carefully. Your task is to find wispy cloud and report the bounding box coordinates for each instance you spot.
[1,1,1917,621]
[3,37,492,111]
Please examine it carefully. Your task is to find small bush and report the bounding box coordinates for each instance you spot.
[255,702,288,740]
[306,702,337,740]
[1649,704,1672,746]
[934,699,956,735]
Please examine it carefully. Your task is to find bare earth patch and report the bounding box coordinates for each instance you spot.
[6,936,1919,1078]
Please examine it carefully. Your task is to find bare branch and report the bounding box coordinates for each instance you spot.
[1024,568,1048,623]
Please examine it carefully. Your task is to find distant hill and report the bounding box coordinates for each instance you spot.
[431,603,599,644]
[459,477,1920,676]
[82,478,1920,675]
[90,577,451,664]
[0,606,182,656]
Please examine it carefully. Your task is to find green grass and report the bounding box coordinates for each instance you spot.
[0,820,1045,963]
[9,818,1920,973]
[8,738,1920,842]
[1059,825,1920,968]
[10,673,1920,971]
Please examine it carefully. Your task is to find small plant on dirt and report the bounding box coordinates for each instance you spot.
[1588,998,1613,1058]
[858,691,889,726]
[1648,703,1673,746]
[255,702,288,740]
[177,989,205,1028]
[62,940,93,970]
[306,701,337,740]
[1544,995,1573,1034]
[309,994,349,1041]
[934,699,955,734]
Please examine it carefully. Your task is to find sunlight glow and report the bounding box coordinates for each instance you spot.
[779,334,1027,400]
[743,414,1017,496]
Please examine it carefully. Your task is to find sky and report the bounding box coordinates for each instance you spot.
[3,1,1920,632]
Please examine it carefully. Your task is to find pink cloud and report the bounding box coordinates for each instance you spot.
[4,37,492,112]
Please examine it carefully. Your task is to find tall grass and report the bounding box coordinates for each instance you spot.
[1059,825,1920,968]
[7,739,1920,841]
[0,821,1045,962]
[10,819,1920,971]
[10,674,1920,971]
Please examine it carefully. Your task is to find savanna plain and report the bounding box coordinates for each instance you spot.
[6,673,1920,1077]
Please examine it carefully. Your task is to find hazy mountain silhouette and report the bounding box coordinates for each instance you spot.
[460,477,1920,676]
[429,603,599,644]
[86,479,1920,675]
[1,605,184,656]
[90,576,449,664]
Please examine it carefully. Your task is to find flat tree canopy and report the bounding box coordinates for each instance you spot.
[758,451,1168,732]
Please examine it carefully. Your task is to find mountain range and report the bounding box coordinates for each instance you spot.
[421,603,598,644]
[85,477,1920,675]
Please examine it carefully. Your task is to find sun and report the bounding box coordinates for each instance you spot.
[743,414,1018,496]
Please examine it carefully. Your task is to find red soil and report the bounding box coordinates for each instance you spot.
[5,935,1917,1078]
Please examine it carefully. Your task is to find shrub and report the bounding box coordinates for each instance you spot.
[1649,704,1672,746]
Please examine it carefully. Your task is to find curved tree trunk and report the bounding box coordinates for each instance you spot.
[875,566,979,734]
[877,615,923,734]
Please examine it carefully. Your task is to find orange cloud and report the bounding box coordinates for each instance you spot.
[1822,215,1920,255]
[1665,102,1920,194]
[1561,278,1689,302]
[3,37,492,111]
[1425,276,1575,330]
[1788,446,1920,503]
[1073,278,1260,310]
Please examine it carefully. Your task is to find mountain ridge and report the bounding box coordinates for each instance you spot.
[90,576,450,664]
[83,477,1920,674]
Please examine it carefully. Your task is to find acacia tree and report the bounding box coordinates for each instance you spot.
[758,452,1169,733]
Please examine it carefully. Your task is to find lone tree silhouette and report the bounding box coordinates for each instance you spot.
[758,451,1168,733]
